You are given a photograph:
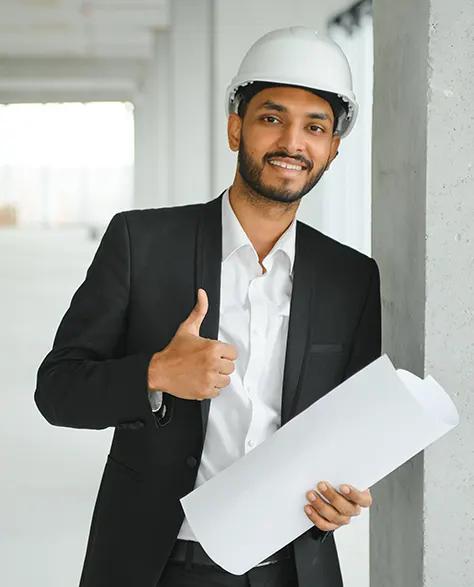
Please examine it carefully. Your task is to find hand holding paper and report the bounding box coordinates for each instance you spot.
[181,355,459,575]
[304,482,372,531]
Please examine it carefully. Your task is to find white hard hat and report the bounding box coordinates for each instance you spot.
[225,26,358,139]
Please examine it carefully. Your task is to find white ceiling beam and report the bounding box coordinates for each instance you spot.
[0,87,136,104]
[0,57,148,80]
[0,5,168,28]
[0,29,154,46]
[0,78,136,92]
[0,36,155,59]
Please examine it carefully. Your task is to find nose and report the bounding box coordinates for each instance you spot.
[276,122,306,154]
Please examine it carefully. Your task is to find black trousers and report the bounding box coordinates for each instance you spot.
[158,557,299,587]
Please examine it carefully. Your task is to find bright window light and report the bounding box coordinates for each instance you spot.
[0,102,134,227]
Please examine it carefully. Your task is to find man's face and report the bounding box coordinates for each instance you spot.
[228,86,341,205]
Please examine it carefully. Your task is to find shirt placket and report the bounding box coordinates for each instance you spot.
[243,259,271,453]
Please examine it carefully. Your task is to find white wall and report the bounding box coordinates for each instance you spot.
[319,15,374,255]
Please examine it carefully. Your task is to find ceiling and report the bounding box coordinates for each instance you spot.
[0,0,169,102]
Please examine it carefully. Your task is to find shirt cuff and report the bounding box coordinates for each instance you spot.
[148,391,163,413]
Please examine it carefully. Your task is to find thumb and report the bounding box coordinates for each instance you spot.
[180,288,209,337]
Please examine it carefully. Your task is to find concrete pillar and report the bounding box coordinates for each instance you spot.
[371,0,474,585]
[134,1,212,209]
[134,33,171,209]
[168,0,213,205]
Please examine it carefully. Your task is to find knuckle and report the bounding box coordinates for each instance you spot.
[204,353,214,368]
[316,518,332,531]
[213,344,223,359]
[340,505,354,517]
[204,373,214,387]
[316,502,330,517]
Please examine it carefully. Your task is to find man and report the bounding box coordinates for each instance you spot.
[35,26,380,587]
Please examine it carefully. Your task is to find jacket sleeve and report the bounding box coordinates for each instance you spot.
[34,212,156,430]
[310,258,382,542]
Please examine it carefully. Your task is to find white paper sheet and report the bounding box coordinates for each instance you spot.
[180,355,459,575]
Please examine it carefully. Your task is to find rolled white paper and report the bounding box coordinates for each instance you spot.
[180,354,459,575]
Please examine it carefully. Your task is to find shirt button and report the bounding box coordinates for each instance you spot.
[186,456,198,469]
[248,439,255,448]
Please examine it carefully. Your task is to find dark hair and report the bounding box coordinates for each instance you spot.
[235,81,346,135]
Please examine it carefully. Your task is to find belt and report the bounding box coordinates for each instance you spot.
[168,539,292,569]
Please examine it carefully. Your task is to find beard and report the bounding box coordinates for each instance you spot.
[237,134,328,205]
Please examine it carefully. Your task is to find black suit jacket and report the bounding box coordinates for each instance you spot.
[35,193,381,587]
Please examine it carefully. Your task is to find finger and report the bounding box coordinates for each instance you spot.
[214,373,231,389]
[339,485,372,508]
[307,491,352,526]
[317,483,361,517]
[181,289,209,336]
[218,358,236,376]
[200,385,222,400]
[304,504,340,532]
[217,342,238,361]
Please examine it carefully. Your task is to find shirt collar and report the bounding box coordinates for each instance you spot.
[221,188,296,274]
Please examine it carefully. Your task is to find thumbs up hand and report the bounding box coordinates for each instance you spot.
[147,289,238,401]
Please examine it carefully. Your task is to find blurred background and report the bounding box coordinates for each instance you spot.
[0,0,375,585]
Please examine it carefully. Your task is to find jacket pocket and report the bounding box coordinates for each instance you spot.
[106,455,142,482]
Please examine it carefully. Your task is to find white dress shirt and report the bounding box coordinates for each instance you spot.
[149,188,296,541]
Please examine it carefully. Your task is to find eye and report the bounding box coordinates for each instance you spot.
[262,116,280,124]
[309,125,324,133]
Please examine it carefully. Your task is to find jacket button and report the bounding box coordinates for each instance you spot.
[186,456,198,469]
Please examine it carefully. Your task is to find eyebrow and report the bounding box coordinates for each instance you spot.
[258,100,332,122]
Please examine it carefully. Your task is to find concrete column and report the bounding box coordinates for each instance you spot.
[134,33,171,209]
[168,0,213,205]
[134,1,212,209]
[371,0,474,585]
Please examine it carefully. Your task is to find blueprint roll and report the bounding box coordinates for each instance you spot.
[181,355,459,575]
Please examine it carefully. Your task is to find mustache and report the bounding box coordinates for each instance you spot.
[263,151,313,171]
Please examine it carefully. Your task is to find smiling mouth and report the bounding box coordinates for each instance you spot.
[268,160,306,172]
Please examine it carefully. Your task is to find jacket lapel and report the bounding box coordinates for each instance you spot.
[281,222,314,425]
[195,194,224,441]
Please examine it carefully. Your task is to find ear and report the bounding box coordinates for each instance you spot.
[326,135,341,171]
[228,113,242,152]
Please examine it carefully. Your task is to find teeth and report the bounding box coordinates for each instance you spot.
[269,160,303,171]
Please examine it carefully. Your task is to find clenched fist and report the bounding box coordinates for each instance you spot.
[147,289,238,401]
